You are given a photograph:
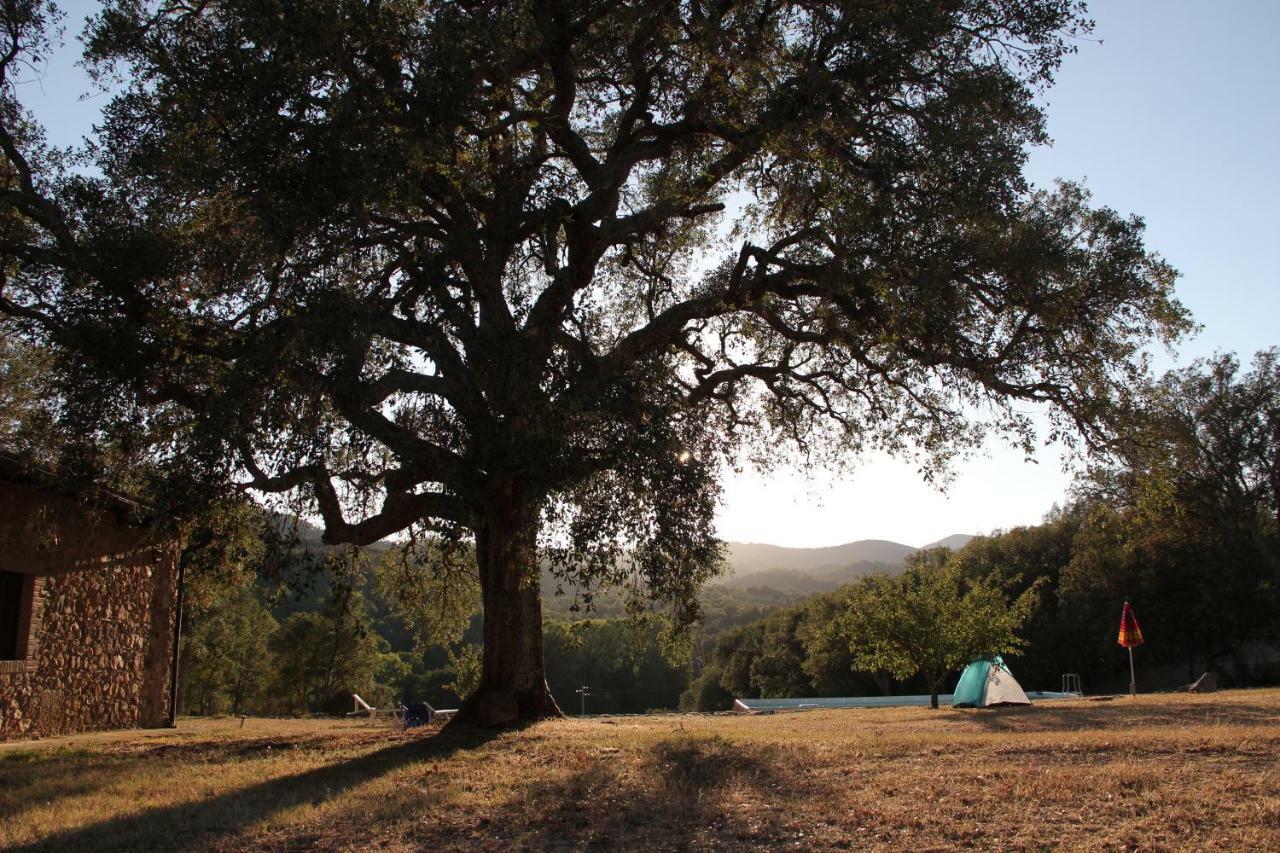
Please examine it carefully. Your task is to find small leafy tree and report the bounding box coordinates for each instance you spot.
[841,554,1045,708]
[445,644,483,702]
[795,591,868,697]
[271,586,398,715]
[182,585,278,716]
[949,507,1088,688]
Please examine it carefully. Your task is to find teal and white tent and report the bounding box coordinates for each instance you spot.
[951,656,1031,708]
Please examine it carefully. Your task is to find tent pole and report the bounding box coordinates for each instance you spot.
[1128,646,1136,698]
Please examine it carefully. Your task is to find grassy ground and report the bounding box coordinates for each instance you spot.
[1,690,1278,851]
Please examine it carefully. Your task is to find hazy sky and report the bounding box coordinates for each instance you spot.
[17,2,1280,548]
[721,1,1280,547]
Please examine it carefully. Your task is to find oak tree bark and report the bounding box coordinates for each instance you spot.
[456,484,562,724]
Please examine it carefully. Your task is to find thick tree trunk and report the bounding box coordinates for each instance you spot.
[454,487,563,726]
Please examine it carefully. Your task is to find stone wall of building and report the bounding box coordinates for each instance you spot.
[0,477,180,742]
[0,551,180,741]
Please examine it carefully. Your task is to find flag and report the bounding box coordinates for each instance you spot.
[1117,601,1144,648]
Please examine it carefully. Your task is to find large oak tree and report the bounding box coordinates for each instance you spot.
[1,0,1188,723]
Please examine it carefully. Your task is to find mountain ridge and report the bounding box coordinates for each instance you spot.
[284,516,974,597]
[716,534,975,592]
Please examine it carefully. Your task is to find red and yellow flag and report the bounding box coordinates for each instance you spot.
[1117,601,1144,648]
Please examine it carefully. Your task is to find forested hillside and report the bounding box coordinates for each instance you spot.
[686,352,1280,708]
[178,534,806,717]
[714,536,975,593]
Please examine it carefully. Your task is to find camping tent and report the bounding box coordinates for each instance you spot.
[951,657,1031,708]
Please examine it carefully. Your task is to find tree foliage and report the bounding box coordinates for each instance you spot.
[1063,350,1280,678]
[948,504,1083,687]
[1085,349,1280,532]
[271,583,404,714]
[840,552,1044,708]
[681,586,874,709]
[182,585,278,716]
[544,617,688,714]
[0,328,55,454]
[374,539,482,651]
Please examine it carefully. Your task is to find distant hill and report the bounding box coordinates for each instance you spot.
[725,539,916,575]
[282,516,973,600]
[921,534,976,551]
[711,566,866,595]
[714,535,974,593]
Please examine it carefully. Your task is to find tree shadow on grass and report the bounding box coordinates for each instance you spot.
[8,724,504,853]
[477,736,820,850]
[0,734,376,824]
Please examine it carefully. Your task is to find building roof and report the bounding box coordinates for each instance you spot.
[0,449,156,523]
[0,450,175,575]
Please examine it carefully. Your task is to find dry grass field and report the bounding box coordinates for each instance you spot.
[1,689,1278,851]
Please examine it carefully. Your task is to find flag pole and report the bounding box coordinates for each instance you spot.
[1119,600,1142,698]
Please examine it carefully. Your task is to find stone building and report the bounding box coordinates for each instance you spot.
[0,452,182,742]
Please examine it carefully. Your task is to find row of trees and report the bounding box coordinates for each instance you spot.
[6,286,1278,715]
[181,586,696,718]
[180,543,694,717]
[183,586,412,717]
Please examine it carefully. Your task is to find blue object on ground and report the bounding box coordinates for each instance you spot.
[403,702,433,728]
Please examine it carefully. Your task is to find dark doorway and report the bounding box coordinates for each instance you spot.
[0,570,27,660]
